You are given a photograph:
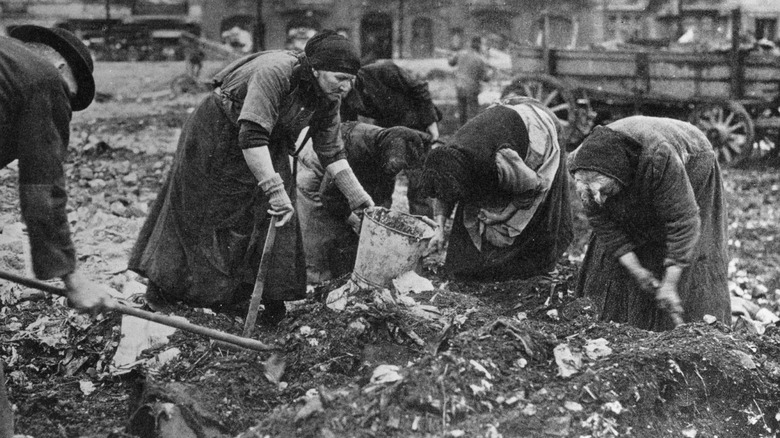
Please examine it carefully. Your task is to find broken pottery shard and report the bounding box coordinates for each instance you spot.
[584,338,612,360]
[392,271,434,294]
[732,350,757,370]
[294,395,324,422]
[543,415,572,436]
[79,380,96,396]
[553,343,582,378]
[369,364,403,385]
[325,283,350,311]
[110,315,183,374]
[263,354,286,385]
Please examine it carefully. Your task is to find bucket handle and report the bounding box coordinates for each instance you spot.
[363,207,438,240]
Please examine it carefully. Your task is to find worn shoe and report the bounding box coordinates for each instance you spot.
[143,282,174,312]
[258,300,286,326]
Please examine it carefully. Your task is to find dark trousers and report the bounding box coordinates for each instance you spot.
[457,91,480,127]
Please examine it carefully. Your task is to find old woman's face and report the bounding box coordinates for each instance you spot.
[313,69,355,101]
[573,170,622,208]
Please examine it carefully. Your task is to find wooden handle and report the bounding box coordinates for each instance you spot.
[0,270,278,352]
[243,215,278,337]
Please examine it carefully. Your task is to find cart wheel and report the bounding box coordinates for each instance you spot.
[500,74,579,149]
[689,101,755,165]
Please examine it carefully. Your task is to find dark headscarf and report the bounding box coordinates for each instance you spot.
[411,146,469,204]
[305,30,360,76]
[569,126,643,187]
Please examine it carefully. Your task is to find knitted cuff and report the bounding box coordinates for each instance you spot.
[333,168,372,211]
[258,173,284,194]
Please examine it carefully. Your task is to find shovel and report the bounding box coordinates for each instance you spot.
[0,269,277,352]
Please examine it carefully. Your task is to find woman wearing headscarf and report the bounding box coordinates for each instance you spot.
[128,30,374,324]
[296,122,429,283]
[569,116,730,331]
[415,97,573,281]
[340,59,441,142]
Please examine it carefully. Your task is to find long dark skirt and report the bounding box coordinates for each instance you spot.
[575,154,730,331]
[128,94,306,307]
[445,153,573,281]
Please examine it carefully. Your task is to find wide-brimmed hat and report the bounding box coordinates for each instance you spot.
[10,25,95,111]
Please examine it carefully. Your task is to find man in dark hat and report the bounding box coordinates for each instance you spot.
[0,24,114,438]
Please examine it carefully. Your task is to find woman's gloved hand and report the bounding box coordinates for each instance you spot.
[332,166,374,211]
[260,173,294,226]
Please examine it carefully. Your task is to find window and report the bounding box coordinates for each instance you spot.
[756,18,777,41]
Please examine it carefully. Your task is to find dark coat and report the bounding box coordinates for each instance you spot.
[0,36,76,280]
[444,105,573,281]
[341,60,440,132]
[571,116,730,331]
[296,122,429,283]
[128,51,346,307]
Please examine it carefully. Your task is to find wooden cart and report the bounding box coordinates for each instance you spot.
[501,14,780,164]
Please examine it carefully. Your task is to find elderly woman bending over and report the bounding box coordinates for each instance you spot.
[414,97,573,281]
[569,116,730,331]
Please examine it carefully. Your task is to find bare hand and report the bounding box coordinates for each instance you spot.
[63,271,115,314]
[478,204,518,225]
[346,213,362,235]
[656,281,684,316]
[632,267,660,293]
[427,228,446,253]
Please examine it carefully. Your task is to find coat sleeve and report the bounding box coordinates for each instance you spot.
[17,80,76,280]
[647,143,701,267]
[585,204,637,260]
[310,99,347,167]
[384,66,440,125]
[320,122,378,219]
[238,61,291,132]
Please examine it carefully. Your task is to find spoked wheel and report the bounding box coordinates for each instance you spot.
[500,74,579,148]
[689,101,755,165]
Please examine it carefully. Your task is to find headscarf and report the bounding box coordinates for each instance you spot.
[568,126,642,187]
[304,30,361,76]
[412,146,469,204]
[376,126,428,175]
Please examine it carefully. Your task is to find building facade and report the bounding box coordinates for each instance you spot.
[200,0,606,59]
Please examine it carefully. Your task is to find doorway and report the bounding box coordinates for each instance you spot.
[360,12,392,64]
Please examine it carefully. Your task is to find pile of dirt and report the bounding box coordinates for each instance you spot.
[1,74,780,437]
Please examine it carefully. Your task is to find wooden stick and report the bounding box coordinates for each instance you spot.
[0,270,278,352]
[243,216,278,338]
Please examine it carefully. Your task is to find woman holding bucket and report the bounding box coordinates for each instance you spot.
[297,122,430,284]
[128,30,374,324]
[413,97,573,281]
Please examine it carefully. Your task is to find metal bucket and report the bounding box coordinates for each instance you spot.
[352,207,435,288]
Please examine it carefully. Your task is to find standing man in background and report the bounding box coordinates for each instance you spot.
[0,24,115,438]
[449,36,491,126]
